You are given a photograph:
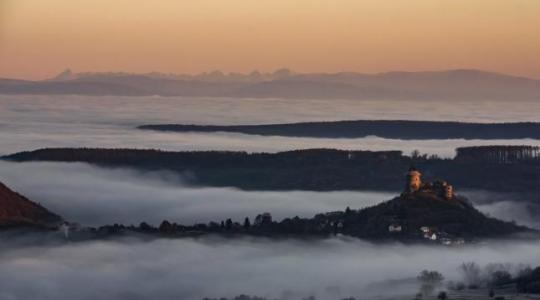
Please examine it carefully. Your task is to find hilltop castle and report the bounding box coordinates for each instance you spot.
[403,167,454,200]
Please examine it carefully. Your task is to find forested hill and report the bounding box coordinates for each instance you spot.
[139,120,540,140]
[87,191,535,242]
[4,147,540,194]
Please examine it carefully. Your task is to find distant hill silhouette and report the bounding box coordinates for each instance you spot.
[1,69,539,100]
[139,120,540,140]
[4,147,540,195]
[0,181,62,228]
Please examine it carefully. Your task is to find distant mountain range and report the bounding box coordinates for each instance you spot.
[1,69,539,100]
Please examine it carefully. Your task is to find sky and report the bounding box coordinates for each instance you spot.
[1,0,540,80]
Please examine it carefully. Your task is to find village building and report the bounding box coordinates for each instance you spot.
[388,224,402,233]
[419,226,439,240]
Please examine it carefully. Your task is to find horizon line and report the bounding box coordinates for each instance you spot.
[3,67,539,82]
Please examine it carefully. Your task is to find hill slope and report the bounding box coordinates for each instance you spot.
[94,190,532,242]
[337,192,528,240]
[0,182,62,228]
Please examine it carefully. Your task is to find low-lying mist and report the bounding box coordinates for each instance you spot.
[0,161,392,226]
[1,161,538,230]
[0,167,538,300]
[1,234,539,300]
[2,95,540,300]
[461,190,540,230]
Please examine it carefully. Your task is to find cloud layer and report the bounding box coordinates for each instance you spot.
[1,95,540,300]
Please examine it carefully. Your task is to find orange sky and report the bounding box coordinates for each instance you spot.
[1,0,540,80]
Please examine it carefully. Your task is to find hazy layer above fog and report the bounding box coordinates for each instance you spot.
[1,95,540,157]
[1,235,540,300]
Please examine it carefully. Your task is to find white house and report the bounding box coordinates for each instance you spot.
[388,224,402,233]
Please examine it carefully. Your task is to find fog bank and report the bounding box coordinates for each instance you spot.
[0,161,393,226]
[1,161,537,230]
[1,235,540,300]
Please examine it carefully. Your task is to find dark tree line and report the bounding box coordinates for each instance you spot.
[139,120,540,140]
[517,266,540,294]
[4,147,540,194]
[456,146,540,164]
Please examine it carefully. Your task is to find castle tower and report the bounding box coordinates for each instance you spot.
[444,184,454,200]
[405,167,422,193]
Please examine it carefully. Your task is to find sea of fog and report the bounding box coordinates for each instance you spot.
[1,95,540,157]
[1,95,540,300]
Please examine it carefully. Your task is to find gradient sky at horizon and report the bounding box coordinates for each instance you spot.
[1,0,539,80]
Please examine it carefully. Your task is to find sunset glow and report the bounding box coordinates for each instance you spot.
[1,0,540,80]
